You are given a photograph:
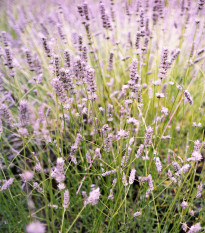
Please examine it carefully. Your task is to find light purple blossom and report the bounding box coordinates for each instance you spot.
[116,130,129,140]
[129,169,136,185]
[122,172,128,187]
[187,151,203,162]
[133,211,141,217]
[187,223,202,233]
[51,158,65,183]
[86,151,92,164]
[181,201,188,209]
[155,157,162,173]
[144,126,153,147]
[0,178,14,191]
[182,223,188,232]
[19,100,30,126]
[136,144,144,158]
[57,183,65,190]
[20,171,34,182]
[84,187,100,206]
[26,221,45,233]
[63,189,69,208]
[196,183,203,198]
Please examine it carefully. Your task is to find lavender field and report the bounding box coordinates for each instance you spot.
[0,0,205,232]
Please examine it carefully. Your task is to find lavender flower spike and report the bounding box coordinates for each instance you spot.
[129,168,136,184]
[184,90,193,105]
[144,126,153,147]
[19,100,30,126]
[84,187,100,206]
[63,189,69,208]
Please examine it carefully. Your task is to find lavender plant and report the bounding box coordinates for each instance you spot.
[0,0,205,232]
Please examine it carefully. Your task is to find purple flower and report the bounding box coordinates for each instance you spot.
[107,51,114,71]
[41,36,51,57]
[1,178,14,191]
[194,140,201,152]
[181,201,188,209]
[86,66,97,101]
[33,182,43,193]
[0,103,12,126]
[20,171,34,182]
[51,78,68,103]
[99,1,112,31]
[51,158,65,183]
[122,172,128,186]
[0,118,2,134]
[135,31,141,49]
[116,130,129,140]
[155,157,162,173]
[182,223,188,232]
[102,169,117,177]
[136,144,144,158]
[64,49,71,68]
[184,90,193,105]
[1,31,9,47]
[172,161,181,172]
[84,187,100,206]
[133,211,141,217]
[53,54,61,77]
[63,189,69,208]
[187,151,203,162]
[19,100,30,126]
[198,0,205,10]
[187,223,201,233]
[24,49,34,71]
[196,183,203,198]
[129,169,136,184]
[144,126,153,147]
[86,151,92,164]
[59,68,76,94]
[26,221,45,233]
